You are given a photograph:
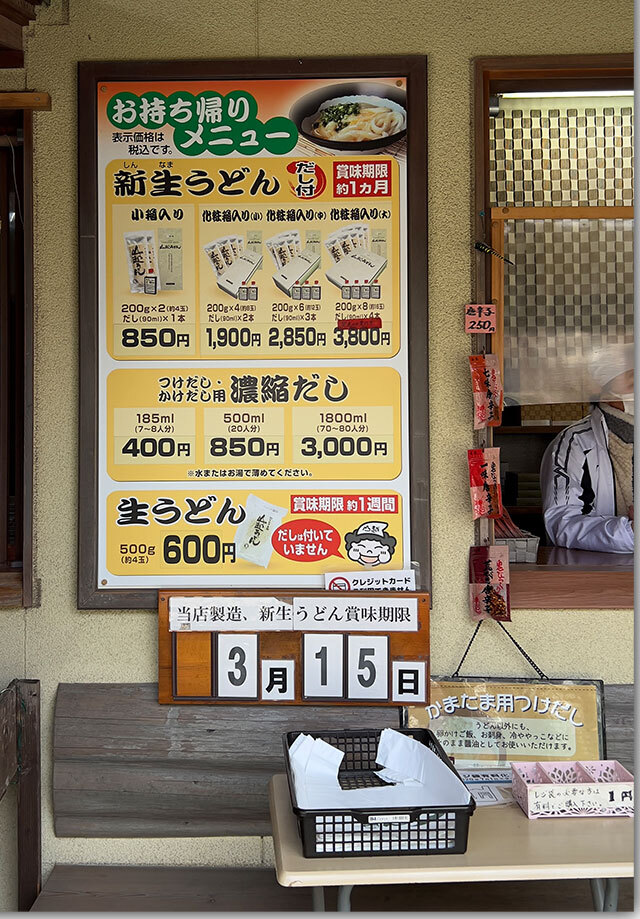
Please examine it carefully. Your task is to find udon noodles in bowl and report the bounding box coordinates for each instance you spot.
[305,95,406,146]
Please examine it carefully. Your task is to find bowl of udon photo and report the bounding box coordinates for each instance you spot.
[290,81,407,151]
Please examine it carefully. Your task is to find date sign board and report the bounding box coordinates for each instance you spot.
[158,590,429,705]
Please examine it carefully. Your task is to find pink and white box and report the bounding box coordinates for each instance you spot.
[511,760,634,819]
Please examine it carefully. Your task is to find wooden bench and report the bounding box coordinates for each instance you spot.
[32,680,633,912]
[51,682,634,839]
[0,679,41,911]
[52,683,400,837]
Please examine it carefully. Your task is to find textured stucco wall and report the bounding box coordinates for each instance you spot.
[0,0,633,909]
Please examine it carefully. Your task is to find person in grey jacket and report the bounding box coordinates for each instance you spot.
[540,371,634,553]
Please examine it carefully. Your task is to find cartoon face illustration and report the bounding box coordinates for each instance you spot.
[344,521,397,567]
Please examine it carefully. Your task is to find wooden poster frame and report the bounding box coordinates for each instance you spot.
[77,56,430,609]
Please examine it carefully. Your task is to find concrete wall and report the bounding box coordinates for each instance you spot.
[0,0,633,909]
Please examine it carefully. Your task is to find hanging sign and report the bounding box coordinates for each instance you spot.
[78,58,429,606]
[408,678,605,767]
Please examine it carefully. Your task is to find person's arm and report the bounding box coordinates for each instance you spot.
[540,433,634,553]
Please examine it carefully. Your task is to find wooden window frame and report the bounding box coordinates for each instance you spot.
[473,54,633,609]
[0,97,46,608]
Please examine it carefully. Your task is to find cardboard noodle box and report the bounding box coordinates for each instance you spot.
[217,250,263,297]
[272,247,321,296]
[325,249,387,289]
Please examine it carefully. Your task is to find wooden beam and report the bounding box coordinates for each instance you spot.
[0,1,42,28]
[0,13,22,50]
[53,683,400,837]
[474,53,633,85]
[511,567,633,609]
[0,1,45,52]
[0,684,17,800]
[28,865,635,913]
[31,865,315,913]
[16,679,41,911]
[491,206,633,221]
[0,92,50,111]
[0,149,8,569]
[0,570,22,607]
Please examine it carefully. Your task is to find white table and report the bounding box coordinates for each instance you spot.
[268,774,633,911]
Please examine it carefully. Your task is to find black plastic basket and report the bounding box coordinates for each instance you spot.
[283,728,476,858]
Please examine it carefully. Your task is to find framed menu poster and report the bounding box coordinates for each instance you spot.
[78,57,429,608]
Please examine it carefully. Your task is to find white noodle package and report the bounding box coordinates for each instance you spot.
[234,494,288,568]
[273,247,321,297]
[325,248,387,288]
[124,231,160,294]
[325,224,370,263]
[266,231,301,268]
[217,237,235,267]
[203,240,227,277]
[324,233,345,263]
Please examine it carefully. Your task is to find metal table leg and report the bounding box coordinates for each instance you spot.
[591,878,605,911]
[311,887,325,911]
[603,878,620,912]
[337,884,353,912]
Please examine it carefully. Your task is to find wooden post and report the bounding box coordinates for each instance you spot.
[490,216,505,382]
[15,679,41,911]
[0,684,17,800]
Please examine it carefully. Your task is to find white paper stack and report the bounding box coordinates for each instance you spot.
[288,729,471,811]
